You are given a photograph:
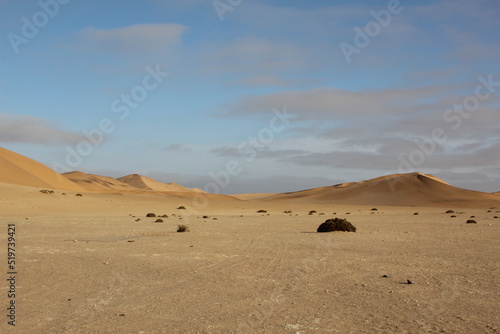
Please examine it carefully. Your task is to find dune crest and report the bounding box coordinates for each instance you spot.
[267,172,500,207]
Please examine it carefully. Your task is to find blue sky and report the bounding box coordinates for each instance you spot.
[1,0,499,194]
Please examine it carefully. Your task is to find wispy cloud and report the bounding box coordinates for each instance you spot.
[78,23,188,55]
[0,114,84,145]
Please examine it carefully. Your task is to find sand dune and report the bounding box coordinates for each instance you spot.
[0,147,84,191]
[265,172,500,207]
[118,174,204,193]
[63,171,140,193]
[1,147,498,208]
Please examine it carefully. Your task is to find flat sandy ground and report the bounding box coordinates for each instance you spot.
[0,191,499,333]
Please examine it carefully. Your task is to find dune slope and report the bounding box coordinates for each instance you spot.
[0,147,84,191]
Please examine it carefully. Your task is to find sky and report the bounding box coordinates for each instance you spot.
[0,0,499,194]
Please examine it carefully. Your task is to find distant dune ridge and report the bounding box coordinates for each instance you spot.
[0,147,499,207]
[266,172,500,207]
[117,174,204,193]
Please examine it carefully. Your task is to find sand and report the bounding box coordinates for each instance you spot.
[0,147,499,333]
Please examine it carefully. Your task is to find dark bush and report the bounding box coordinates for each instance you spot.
[317,218,357,233]
[154,219,164,223]
[309,210,317,215]
[177,206,186,210]
[146,213,156,217]
[446,210,455,213]
[75,193,83,197]
[414,212,419,215]
[466,219,477,224]
[177,225,190,232]
[40,189,54,194]
[257,210,267,213]
[371,208,378,211]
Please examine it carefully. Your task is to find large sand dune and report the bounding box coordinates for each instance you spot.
[265,172,500,207]
[0,147,84,192]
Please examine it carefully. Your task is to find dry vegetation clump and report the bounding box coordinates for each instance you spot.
[154,219,164,223]
[257,210,267,213]
[177,206,186,210]
[284,210,292,213]
[371,208,378,211]
[317,218,357,233]
[446,210,455,213]
[75,193,83,197]
[466,219,477,224]
[177,225,190,232]
[309,210,317,215]
[40,189,54,194]
[146,213,156,217]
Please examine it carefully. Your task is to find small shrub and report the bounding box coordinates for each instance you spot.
[446,210,455,214]
[470,216,476,218]
[40,189,54,194]
[146,213,156,217]
[309,210,317,215]
[203,216,209,219]
[154,219,164,223]
[466,219,477,224]
[450,215,456,218]
[414,212,419,215]
[177,206,186,210]
[75,193,83,197]
[493,216,498,219]
[177,225,190,232]
[317,218,356,233]
[61,193,66,195]
[257,210,267,213]
[284,210,292,213]
[371,208,378,211]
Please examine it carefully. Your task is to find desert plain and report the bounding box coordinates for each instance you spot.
[0,147,499,334]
